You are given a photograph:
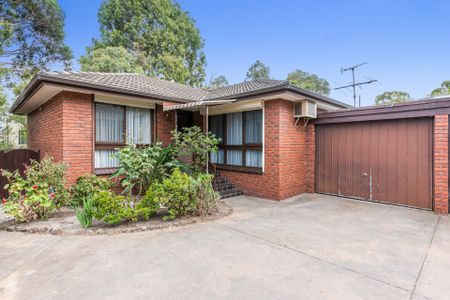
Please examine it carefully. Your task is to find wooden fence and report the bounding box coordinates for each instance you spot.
[0,149,40,198]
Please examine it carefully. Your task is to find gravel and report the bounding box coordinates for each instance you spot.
[0,206,14,224]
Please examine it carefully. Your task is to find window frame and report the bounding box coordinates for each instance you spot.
[209,110,263,173]
[94,102,154,172]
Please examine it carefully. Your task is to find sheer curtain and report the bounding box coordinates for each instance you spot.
[227,112,243,145]
[96,103,124,142]
[226,112,243,165]
[227,150,243,165]
[126,107,151,144]
[210,149,224,164]
[245,110,262,144]
[245,150,262,167]
[209,115,224,141]
[95,149,119,168]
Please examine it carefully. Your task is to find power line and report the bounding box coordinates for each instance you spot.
[335,62,377,107]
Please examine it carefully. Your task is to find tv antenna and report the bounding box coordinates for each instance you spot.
[335,62,377,107]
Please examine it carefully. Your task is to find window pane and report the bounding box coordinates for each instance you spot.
[245,110,262,144]
[126,107,151,144]
[209,115,223,142]
[245,150,262,167]
[226,112,243,145]
[96,103,124,142]
[95,149,119,168]
[210,149,224,164]
[227,150,243,166]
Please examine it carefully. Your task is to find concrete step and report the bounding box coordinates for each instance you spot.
[219,190,243,199]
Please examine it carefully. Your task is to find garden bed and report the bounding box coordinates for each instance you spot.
[0,201,232,235]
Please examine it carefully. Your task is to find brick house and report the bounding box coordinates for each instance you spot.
[10,72,449,214]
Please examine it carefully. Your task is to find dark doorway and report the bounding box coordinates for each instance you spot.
[177,110,193,131]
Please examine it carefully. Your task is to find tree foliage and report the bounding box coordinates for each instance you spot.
[209,75,229,89]
[431,81,450,97]
[245,60,270,81]
[79,46,143,73]
[94,0,206,86]
[0,0,72,79]
[375,91,412,105]
[287,69,330,95]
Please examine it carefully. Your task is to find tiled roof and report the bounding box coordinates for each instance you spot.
[39,71,209,102]
[12,71,351,113]
[205,79,287,100]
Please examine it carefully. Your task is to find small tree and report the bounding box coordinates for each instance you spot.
[375,91,412,105]
[431,81,450,97]
[171,126,220,174]
[287,69,330,95]
[245,60,270,81]
[209,75,229,89]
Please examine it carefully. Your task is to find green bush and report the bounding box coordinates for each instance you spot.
[22,157,69,208]
[144,169,219,221]
[91,190,156,225]
[71,174,113,207]
[191,173,219,216]
[111,142,186,196]
[1,157,69,222]
[75,196,94,228]
[171,126,220,174]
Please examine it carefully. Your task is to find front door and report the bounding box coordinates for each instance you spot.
[177,111,193,131]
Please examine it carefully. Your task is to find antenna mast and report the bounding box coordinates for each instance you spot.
[335,62,377,107]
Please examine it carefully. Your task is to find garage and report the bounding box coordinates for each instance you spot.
[314,96,450,212]
[315,117,433,209]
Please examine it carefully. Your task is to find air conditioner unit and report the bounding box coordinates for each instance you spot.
[294,100,317,118]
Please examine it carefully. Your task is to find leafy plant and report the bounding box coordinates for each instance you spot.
[144,169,219,221]
[75,196,95,228]
[191,173,219,217]
[23,157,69,208]
[1,157,69,222]
[71,174,113,207]
[171,126,220,174]
[145,168,194,221]
[91,190,156,225]
[111,142,185,196]
[2,179,54,222]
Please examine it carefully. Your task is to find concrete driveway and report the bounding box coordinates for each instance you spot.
[0,194,449,300]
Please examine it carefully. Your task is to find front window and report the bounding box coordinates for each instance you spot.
[95,103,152,169]
[209,110,263,169]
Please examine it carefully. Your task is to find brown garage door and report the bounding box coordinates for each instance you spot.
[315,118,433,209]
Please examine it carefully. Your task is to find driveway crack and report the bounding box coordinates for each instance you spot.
[214,221,410,293]
[408,215,441,300]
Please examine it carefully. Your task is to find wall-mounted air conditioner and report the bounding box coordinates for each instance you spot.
[294,100,317,118]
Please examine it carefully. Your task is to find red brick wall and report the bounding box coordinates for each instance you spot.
[28,91,93,184]
[220,99,315,200]
[156,104,176,145]
[61,92,93,184]
[433,115,449,214]
[28,93,64,162]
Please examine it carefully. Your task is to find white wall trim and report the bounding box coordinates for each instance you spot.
[95,94,156,109]
[208,99,262,115]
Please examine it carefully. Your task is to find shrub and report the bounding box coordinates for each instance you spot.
[1,157,69,222]
[75,196,94,228]
[91,190,156,225]
[2,180,54,222]
[171,126,220,174]
[191,173,219,216]
[71,174,113,207]
[144,169,219,221]
[111,142,186,196]
[22,157,69,207]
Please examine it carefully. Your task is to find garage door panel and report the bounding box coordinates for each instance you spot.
[316,118,432,209]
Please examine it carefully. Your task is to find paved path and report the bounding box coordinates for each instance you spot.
[0,194,449,300]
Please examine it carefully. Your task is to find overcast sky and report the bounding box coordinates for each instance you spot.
[59,0,450,107]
